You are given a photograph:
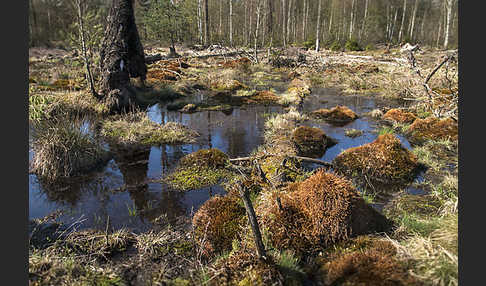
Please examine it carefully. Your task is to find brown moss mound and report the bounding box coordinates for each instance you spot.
[407,117,458,141]
[211,79,246,91]
[179,148,229,169]
[243,90,280,104]
[383,108,417,124]
[312,105,358,125]
[333,134,420,184]
[259,171,392,254]
[291,126,336,158]
[213,249,284,286]
[319,238,419,286]
[192,195,246,256]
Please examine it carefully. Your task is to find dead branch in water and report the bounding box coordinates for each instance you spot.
[230,155,333,168]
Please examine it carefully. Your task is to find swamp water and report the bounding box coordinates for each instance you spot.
[29,87,424,232]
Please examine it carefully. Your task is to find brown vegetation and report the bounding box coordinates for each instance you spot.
[407,117,458,142]
[318,237,419,286]
[192,194,246,256]
[291,126,336,158]
[333,134,420,184]
[383,108,417,124]
[311,105,358,125]
[218,57,251,69]
[258,170,392,254]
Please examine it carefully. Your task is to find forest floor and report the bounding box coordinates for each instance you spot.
[29,44,458,286]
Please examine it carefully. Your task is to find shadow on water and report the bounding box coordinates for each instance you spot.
[29,86,423,231]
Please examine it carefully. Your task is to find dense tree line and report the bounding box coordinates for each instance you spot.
[29,0,458,50]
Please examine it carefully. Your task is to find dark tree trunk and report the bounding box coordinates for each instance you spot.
[99,0,147,109]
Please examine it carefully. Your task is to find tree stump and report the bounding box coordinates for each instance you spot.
[99,0,147,111]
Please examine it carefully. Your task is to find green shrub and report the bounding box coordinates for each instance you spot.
[330,41,341,51]
[345,39,362,51]
[303,39,315,50]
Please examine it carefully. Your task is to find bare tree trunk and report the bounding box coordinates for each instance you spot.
[75,0,97,98]
[219,0,223,39]
[267,0,273,47]
[409,0,419,41]
[349,0,356,39]
[229,0,233,46]
[287,0,292,44]
[436,7,443,48]
[329,0,333,34]
[315,0,322,51]
[262,1,266,47]
[204,0,209,45]
[254,0,262,63]
[99,0,147,109]
[198,0,203,44]
[443,0,453,48]
[359,0,369,41]
[420,7,427,43]
[30,0,38,46]
[282,0,287,48]
[302,0,307,42]
[398,0,407,43]
[391,6,399,42]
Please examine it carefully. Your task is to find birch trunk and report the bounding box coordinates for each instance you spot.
[349,0,356,39]
[409,0,419,41]
[359,0,369,41]
[315,0,322,51]
[197,0,203,44]
[302,0,307,42]
[287,0,292,44]
[281,0,286,47]
[229,0,233,46]
[398,0,407,43]
[443,0,453,48]
[204,0,209,45]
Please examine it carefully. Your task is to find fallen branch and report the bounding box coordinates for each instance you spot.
[229,155,333,168]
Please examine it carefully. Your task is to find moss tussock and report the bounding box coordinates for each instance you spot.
[311,105,358,125]
[258,170,392,254]
[383,108,417,124]
[407,117,458,142]
[333,134,420,184]
[165,148,234,191]
[192,195,246,256]
[291,126,336,158]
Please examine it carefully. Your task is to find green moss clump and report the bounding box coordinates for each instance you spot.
[165,148,234,191]
[192,195,246,256]
[345,39,362,51]
[333,134,420,184]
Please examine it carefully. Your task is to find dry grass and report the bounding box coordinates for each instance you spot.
[333,134,420,184]
[101,111,199,145]
[30,119,109,181]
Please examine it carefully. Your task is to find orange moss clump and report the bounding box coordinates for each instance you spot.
[243,90,280,104]
[312,105,358,125]
[211,79,246,91]
[332,134,419,184]
[192,195,246,256]
[319,238,419,286]
[407,117,458,141]
[291,126,336,158]
[383,108,417,124]
[146,60,189,82]
[218,57,251,68]
[146,69,178,81]
[258,170,392,254]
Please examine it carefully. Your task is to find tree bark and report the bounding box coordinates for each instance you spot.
[281,0,286,47]
[229,0,233,46]
[409,0,419,41]
[398,0,407,43]
[359,0,369,41]
[286,0,292,44]
[198,0,203,44]
[315,0,322,51]
[349,0,356,39]
[99,0,147,108]
[204,0,209,45]
[443,0,453,48]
